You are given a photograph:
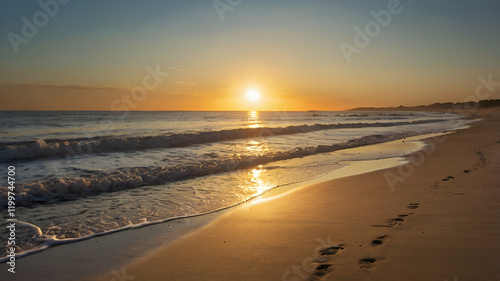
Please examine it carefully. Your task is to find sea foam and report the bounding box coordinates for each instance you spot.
[1,132,422,207]
[0,120,443,162]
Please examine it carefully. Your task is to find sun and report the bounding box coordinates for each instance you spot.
[246,88,261,102]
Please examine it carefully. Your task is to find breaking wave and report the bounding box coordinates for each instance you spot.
[1,132,421,207]
[0,119,443,162]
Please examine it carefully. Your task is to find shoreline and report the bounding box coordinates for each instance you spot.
[0,109,497,280]
[87,109,499,281]
[0,125,439,281]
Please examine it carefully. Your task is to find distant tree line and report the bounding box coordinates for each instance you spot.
[350,99,500,111]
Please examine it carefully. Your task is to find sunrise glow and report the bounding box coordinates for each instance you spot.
[246,88,261,102]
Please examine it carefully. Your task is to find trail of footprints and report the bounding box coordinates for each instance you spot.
[305,203,419,279]
[355,146,495,272]
[358,202,419,270]
[356,169,477,272]
[369,203,418,228]
[433,169,476,189]
[350,166,483,274]
[305,166,487,278]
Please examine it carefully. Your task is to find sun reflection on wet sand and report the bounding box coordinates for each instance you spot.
[245,165,273,196]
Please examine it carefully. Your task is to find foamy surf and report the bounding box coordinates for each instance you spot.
[0,110,466,262]
[0,119,444,162]
[1,132,435,207]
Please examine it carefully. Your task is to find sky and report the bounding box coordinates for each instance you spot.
[0,0,499,111]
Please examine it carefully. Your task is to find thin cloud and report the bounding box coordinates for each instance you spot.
[174,81,196,86]
[0,82,127,92]
[166,92,213,98]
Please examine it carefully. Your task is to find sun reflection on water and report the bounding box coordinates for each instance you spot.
[244,140,269,153]
[237,111,273,198]
[248,110,262,128]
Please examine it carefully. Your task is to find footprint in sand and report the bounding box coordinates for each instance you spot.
[371,217,405,228]
[371,211,414,228]
[309,245,345,279]
[311,264,332,278]
[407,203,419,209]
[370,218,401,228]
[442,176,454,181]
[358,258,377,269]
[318,245,344,256]
[371,235,389,246]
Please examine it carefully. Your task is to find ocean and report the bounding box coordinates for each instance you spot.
[0,110,465,260]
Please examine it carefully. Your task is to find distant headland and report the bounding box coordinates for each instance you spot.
[350,99,500,111]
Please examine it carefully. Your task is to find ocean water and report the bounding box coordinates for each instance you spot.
[0,110,465,260]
